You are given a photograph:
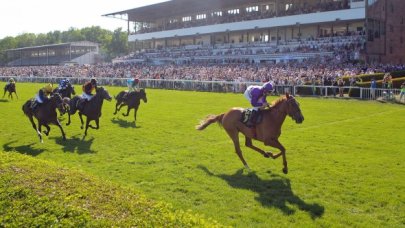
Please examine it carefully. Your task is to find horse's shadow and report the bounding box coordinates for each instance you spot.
[111,117,140,128]
[3,141,46,156]
[198,165,324,219]
[53,135,96,154]
[0,99,10,102]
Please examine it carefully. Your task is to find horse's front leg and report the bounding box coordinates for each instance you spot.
[122,107,130,117]
[79,113,84,129]
[113,102,121,114]
[245,137,270,158]
[55,119,66,140]
[38,123,44,143]
[134,108,138,123]
[2,90,6,98]
[88,118,99,129]
[14,92,18,99]
[43,124,51,136]
[29,116,42,142]
[84,118,90,137]
[264,138,287,174]
[66,112,71,126]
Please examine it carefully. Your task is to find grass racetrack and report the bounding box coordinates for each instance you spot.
[1,82,404,227]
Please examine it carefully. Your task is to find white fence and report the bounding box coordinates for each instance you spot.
[0,76,401,101]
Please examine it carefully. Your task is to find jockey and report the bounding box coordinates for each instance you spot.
[243,81,274,126]
[127,77,140,92]
[90,78,98,90]
[8,78,15,85]
[58,79,66,90]
[77,80,95,111]
[82,81,95,101]
[32,83,53,110]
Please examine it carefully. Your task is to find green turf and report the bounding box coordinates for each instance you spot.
[1,82,404,227]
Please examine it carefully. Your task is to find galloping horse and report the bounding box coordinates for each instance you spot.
[196,93,304,174]
[54,82,75,98]
[113,89,147,125]
[3,83,18,100]
[66,87,112,137]
[22,93,66,143]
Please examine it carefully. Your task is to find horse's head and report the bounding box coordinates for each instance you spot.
[140,89,147,103]
[284,93,304,124]
[96,87,112,101]
[52,93,66,115]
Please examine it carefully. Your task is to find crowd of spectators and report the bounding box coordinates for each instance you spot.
[1,59,404,88]
[115,34,365,64]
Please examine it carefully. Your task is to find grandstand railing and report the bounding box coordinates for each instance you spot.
[0,76,401,101]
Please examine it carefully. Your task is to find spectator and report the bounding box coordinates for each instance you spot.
[370,78,377,100]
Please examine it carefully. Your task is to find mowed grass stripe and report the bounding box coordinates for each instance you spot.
[0,82,404,228]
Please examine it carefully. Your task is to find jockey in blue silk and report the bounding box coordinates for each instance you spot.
[58,79,66,90]
[127,77,140,92]
[243,81,274,126]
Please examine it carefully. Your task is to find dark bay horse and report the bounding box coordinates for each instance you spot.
[22,93,66,143]
[113,89,147,125]
[196,93,304,174]
[3,83,18,100]
[66,87,112,137]
[54,82,75,98]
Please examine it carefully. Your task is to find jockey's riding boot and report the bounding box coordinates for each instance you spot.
[31,101,38,112]
[249,110,258,127]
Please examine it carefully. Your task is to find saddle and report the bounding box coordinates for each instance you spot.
[241,108,263,128]
[123,91,135,101]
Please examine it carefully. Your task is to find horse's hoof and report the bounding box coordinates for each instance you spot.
[282,168,288,174]
[80,126,83,129]
[264,153,270,158]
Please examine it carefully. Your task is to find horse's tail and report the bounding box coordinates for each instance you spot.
[196,114,224,130]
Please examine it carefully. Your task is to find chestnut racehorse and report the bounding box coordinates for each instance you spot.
[196,93,304,174]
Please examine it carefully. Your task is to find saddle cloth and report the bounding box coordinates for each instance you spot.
[241,108,263,127]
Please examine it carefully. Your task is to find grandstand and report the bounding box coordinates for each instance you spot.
[6,41,100,66]
[104,0,366,64]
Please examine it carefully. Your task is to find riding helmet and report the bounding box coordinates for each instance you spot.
[262,82,274,92]
[44,83,53,93]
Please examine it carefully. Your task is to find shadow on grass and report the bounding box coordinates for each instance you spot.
[0,99,10,102]
[110,117,140,128]
[53,135,96,154]
[3,141,46,156]
[198,165,324,219]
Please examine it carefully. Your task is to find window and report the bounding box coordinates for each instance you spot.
[212,11,222,17]
[246,6,258,13]
[228,9,239,15]
[196,14,206,20]
[182,16,192,22]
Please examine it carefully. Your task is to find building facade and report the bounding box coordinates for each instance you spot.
[366,0,405,64]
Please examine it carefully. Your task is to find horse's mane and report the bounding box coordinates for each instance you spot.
[271,96,287,108]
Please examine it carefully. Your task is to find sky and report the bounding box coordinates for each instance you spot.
[0,0,168,39]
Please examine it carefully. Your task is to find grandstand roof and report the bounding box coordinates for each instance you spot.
[6,41,99,52]
[103,0,270,22]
